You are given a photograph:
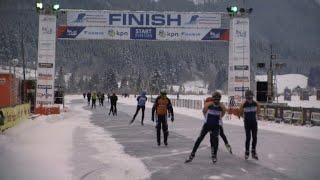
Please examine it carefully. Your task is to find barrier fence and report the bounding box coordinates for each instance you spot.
[150,97,320,126]
[258,104,320,126]
[150,97,203,110]
[0,103,30,132]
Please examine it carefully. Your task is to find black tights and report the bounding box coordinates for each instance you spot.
[191,124,220,156]
[132,105,145,122]
[245,121,258,151]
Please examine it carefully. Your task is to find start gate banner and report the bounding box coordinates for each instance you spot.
[57,26,229,41]
[66,10,222,29]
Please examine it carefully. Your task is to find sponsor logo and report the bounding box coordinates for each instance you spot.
[38,63,53,68]
[235,19,249,25]
[38,85,52,89]
[209,32,220,38]
[41,16,55,22]
[37,93,53,99]
[235,87,249,91]
[181,32,201,37]
[234,44,249,53]
[109,14,181,26]
[37,101,53,105]
[58,26,86,39]
[233,56,249,61]
[38,54,54,59]
[39,41,54,50]
[235,30,246,37]
[185,14,220,26]
[38,73,53,80]
[72,13,107,24]
[130,27,156,40]
[108,29,128,37]
[42,27,53,34]
[74,13,86,23]
[235,76,249,82]
[158,30,179,38]
[202,29,229,41]
[311,112,320,121]
[234,65,249,70]
[0,78,6,85]
[186,15,199,24]
[67,29,78,36]
[84,31,104,35]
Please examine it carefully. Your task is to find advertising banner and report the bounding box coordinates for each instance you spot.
[57,26,229,41]
[36,15,56,107]
[228,17,250,104]
[67,10,221,28]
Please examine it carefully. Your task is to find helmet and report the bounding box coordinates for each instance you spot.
[141,91,146,96]
[160,89,167,96]
[245,90,254,98]
[212,91,222,100]
[205,97,213,102]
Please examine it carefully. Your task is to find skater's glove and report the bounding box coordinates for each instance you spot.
[171,116,174,122]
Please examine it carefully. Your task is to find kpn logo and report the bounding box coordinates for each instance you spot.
[108,29,116,37]
[158,30,179,38]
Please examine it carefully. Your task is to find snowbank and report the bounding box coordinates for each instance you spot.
[0,95,149,180]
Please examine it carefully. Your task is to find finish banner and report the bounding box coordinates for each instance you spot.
[57,26,229,41]
[66,10,221,28]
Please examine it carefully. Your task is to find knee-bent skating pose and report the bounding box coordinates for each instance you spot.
[185,92,227,163]
[130,91,147,125]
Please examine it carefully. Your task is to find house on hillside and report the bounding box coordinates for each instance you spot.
[292,86,302,95]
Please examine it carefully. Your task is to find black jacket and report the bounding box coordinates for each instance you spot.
[110,95,118,105]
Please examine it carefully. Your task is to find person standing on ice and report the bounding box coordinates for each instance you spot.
[185,92,226,164]
[83,92,86,99]
[238,90,261,160]
[129,91,148,126]
[205,97,232,154]
[87,92,91,106]
[151,90,174,146]
[109,93,118,116]
[100,93,105,106]
[91,92,97,109]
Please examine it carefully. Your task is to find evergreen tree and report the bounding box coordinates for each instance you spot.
[56,66,66,89]
[215,67,227,90]
[68,72,77,93]
[120,76,129,92]
[107,69,118,92]
[77,76,85,92]
[149,70,164,94]
[101,71,109,91]
[308,66,320,88]
[89,73,99,91]
[135,73,143,93]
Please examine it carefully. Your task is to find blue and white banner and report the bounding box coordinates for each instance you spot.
[58,26,229,41]
[66,10,221,28]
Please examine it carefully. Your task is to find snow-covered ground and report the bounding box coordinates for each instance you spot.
[120,94,320,140]
[170,80,208,94]
[0,95,149,180]
[0,94,319,179]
